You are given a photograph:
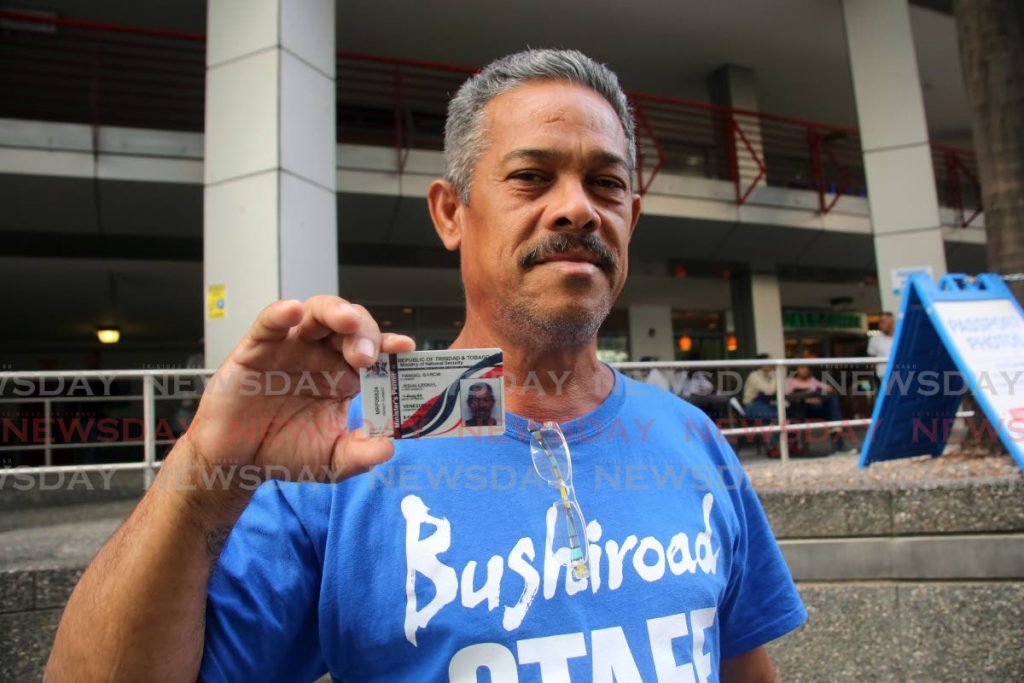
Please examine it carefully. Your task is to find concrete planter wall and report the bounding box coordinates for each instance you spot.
[764,479,1024,682]
[2,478,1022,681]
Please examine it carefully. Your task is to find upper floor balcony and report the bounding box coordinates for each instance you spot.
[0,10,984,242]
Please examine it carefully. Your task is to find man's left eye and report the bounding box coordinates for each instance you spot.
[592,177,626,190]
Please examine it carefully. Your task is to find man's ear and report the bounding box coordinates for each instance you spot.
[428,179,463,251]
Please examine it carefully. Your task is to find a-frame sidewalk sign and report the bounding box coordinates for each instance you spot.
[859,272,1024,472]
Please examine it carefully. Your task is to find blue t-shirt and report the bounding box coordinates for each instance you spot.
[202,370,805,682]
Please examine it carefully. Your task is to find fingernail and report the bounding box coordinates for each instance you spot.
[355,338,376,359]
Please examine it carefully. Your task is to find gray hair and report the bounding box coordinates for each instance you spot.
[467,382,494,397]
[443,49,636,204]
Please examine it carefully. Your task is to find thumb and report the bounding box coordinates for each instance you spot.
[328,428,395,481]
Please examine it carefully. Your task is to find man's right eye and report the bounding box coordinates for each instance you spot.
[509,171,547,183]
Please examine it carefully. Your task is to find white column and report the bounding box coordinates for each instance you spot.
[750,273,785,358]
[843,0,947,313]
[730,271,785,359]
[203,0,337,366]
[627,305,675,362]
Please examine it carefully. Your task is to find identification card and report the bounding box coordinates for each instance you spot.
[359,348,505,439]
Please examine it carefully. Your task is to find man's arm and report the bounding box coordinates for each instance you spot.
[721,645,781,683]
[741,375,757,405]
[45,440,251,681]
[45,297,415,681]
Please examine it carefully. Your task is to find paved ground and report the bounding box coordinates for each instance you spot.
[0,499,136,571]
[744,446,1022,490]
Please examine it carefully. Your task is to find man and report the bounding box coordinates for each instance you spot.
[47,50,804,682]
[867,311,895,379]
[741,353,788,457]
[465,382,498,426]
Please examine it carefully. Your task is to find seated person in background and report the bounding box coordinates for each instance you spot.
[640,355,671,391]
[785,364,848,453]
[679,369,714,399]
[674,352,713,399]
[678,367,728,420]
[741,353,788,457]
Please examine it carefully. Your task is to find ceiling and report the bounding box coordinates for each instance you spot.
[11,0,972,144]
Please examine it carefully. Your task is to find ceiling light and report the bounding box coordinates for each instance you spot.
[96,327,120,344]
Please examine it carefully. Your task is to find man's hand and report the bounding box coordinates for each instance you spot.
[185,295,415,482]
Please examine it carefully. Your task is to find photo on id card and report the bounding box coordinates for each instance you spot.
[359,349,505,439]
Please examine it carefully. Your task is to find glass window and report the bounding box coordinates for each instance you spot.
[597,309,630,362]
[671,310,726,360]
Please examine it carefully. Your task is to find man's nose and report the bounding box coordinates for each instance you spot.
[550,177,599,232]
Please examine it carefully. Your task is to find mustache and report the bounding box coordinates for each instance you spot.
[518,233,619,273]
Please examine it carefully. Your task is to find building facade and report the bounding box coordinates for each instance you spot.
[0,0,986,369]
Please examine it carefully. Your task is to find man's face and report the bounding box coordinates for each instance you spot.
[467,388,495,421]
[445,81,640,345]
[879,315,895,336]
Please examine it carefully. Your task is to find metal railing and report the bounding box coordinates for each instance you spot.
[0,10,981,219]
[0,357,947,481]
[616,356,885,466]
[0,369,211,485]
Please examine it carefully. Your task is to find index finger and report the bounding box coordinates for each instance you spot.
[301,296,384,369]
[246,299,305,343]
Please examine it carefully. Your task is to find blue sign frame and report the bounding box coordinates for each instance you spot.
[859,273,1024,471]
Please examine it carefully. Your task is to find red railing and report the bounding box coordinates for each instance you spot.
[626,92,865,209]
[335,51,474,173]
[0,10,982,221]
[0,10,205,132]
[932,143,983,227]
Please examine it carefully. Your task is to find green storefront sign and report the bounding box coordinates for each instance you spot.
[783,310,867,332]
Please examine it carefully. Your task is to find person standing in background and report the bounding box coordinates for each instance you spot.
[867,312,895,379]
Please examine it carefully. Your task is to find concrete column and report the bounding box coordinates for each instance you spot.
[627,304,674,362]
[730,271,785,358]
[955,0,1024,303]
[708,64,765,194]
[842,0,947,313]
[203,0,337,366]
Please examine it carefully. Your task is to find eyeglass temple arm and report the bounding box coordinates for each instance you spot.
[535,429,587,574]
